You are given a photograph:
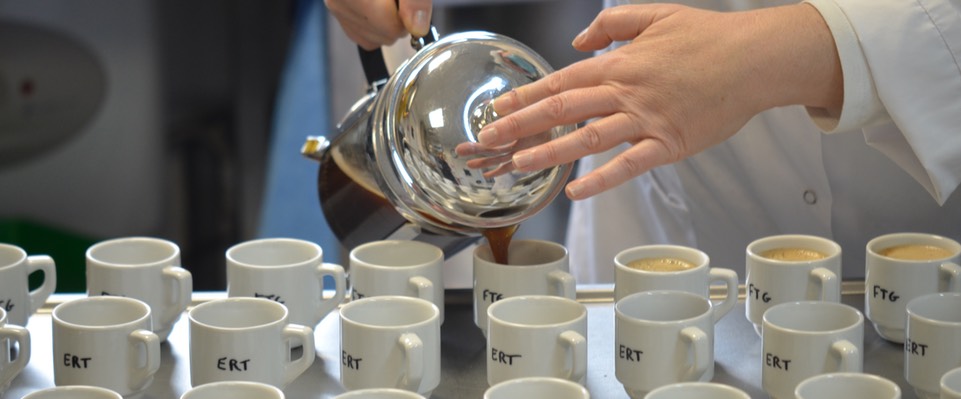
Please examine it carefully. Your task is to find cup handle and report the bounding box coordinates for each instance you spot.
[808,267,839,303]
[399,332,424,392]
[128,329,161,391]
[708,268,738,322]
[939,261,961,292]
[680,326,710,381]
[161,266,193,325]
[408,276,434,304]
[831,339,861,372]
[315,263,347,321]
[559,330,587,383]
[0,325,30,387]
[283,323,316,385]
[26,255,57,316]
[548,270,576,300]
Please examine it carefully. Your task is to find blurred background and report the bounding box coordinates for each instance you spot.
[0,0,601,292]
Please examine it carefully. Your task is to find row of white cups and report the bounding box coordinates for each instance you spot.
[2,231,961,398]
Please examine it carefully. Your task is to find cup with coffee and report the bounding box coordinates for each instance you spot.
[615,290,720,397]
[745,234,842,336]
[761,301,864,399]
[904,292,961,399]
[473,239,575,337]
[0,243,56,327]
[865,232,961,343]
[0,307,30,395]
[52,296,162,397]
[86,237,192,342]
[226,237,346,328]
[614,245,738,320]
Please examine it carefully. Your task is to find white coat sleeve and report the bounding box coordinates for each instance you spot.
[804,0,961,204]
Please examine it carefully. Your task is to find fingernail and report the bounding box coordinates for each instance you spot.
[478,126,497,146]
[566,180,583,198]
[512,150,533,170]
[412,10,429,36]
[572,28,588,46]
[492,91,515,115]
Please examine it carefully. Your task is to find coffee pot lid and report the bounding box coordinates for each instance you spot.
[372,31,574,233]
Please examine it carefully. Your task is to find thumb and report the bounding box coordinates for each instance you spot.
[398,0,433,38]
[572,4,681,51]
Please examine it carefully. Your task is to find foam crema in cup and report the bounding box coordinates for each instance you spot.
[23,386,124,399]
[759,247,827,261]
[625,257,695,272]
[879,244,954,260]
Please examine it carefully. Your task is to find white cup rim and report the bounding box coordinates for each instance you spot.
[226,237,322,269]
[52,296,152,330]
[86,236,179,268]
[762,301,863,333]
[487,295,585,328]
[746,234,841,264]
[614,245,709,275]
[189,297,288,330]
[0,243,27,268]
[182,381,285,398]
[795,372,900,397]
[350,240,443,269]
[906,292,961,325]
[866,232,961,262]
[942,366,961,393]
[646,382,750,398]
[485,376,589,398]
[474,239,568,266]
[615,290,712,324]
[340,295,439,329]
[24,385,124,399]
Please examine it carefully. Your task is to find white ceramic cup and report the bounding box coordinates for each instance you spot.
[85,237,192,342]
[334,388,427,398]
[761,301,864,399]
[474,239,575,337]
[644,382,751,399]
[23,386,124,399]
[0,307,30,395]
[180,381,285,399]
[52,296,161,397]
[941,366,961,399]
[615,291,721,398]
[745,234,842,336]
[0,243,56,327]
[614,245,738,319]
[349,240,445,323]
[188,297,315,389]
[484,377,590,399]
[340,296,441,397]
[486,295,587,386]
[226,237,346,327]
[794,372,901,399]
[866,233,961,343]
[905,293,961,399]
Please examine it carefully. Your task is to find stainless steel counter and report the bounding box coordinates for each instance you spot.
[3,284,915,399]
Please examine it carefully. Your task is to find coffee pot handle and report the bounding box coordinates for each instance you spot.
[356,0,438,88]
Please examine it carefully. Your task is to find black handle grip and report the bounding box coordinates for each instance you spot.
[358,45,391,86]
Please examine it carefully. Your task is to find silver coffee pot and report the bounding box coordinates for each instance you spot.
[303,28,574,258]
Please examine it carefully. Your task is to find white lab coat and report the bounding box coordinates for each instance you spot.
[567,0,961,283]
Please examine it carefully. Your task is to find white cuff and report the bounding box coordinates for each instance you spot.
[802,0,890,133]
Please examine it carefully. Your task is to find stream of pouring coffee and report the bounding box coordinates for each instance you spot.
[482,225,518,265]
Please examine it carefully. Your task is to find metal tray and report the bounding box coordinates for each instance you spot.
[3,283,916,398]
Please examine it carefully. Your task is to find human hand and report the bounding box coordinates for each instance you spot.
[471,3,842,200]
[325,0,433,50]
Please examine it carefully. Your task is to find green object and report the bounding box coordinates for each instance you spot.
[0,219,97,293]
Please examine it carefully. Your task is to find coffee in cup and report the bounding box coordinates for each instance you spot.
[625,257,695,272]
[760,247,827,261]
[879,244,954,261]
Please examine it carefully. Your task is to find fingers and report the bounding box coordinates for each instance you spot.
[510,113,639,173]
[325,0,407,49]
[565,138,673,200]
[398,0,433,38]
[572,4,682,51]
